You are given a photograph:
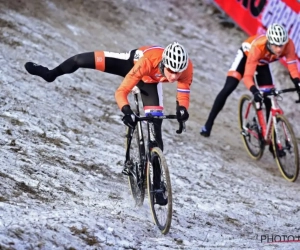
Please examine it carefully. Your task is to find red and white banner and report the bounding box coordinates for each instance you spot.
[214,0,300,71]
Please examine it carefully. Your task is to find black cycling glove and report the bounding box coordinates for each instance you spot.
[176,105,189,122]
[295,82,300,102]
[121,105,136,128]
[250,85,263,108]
[292,77,300,93]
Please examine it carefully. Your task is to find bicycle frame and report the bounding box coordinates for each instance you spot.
[124,87,147,187]
[239,86,300,181]
[125,86,184,180]
[245,87,297,145]
[124,86,186,232]
[260,91,283,142]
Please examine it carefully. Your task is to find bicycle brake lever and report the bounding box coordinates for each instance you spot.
[296,93,300,103]
[176,121,186,134]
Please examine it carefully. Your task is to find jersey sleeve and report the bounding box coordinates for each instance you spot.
[115,57,152,109]
[284,41,300,80]
[243,46,261,90]
[176,60,193,109]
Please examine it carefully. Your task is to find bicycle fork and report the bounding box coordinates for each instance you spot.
[241,103,264,146]
[136,121,147,188]
[272,117,290,153]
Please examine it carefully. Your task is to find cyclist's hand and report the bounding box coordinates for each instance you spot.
[250,85,263,109]
[254,91,263,103]
[295,82,300,103]
[253,91,263,109]
[176,106,189,122]
[122,114,136,128]
[296,82,300,93]
[121,105,136,128]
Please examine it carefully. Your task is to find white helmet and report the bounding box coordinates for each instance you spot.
[266,23,288,46]
[162,42,188,72]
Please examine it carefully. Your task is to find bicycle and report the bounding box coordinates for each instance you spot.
[238,85,300,182]
[124,86,185,234]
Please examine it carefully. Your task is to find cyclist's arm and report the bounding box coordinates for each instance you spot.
[284,41,300,81]
[243,46,261,90]
[176,60,193,109]
[115,57,152,109]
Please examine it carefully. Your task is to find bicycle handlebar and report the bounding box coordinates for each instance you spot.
[135,114,186,134]
[262,87,300,103]
[176,120,186,134]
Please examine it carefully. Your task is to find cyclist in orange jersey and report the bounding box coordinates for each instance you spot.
[200,23,300,142]
[24,42,193,176]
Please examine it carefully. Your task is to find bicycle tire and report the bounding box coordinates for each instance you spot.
[272,114,299,182]
[125,125,146,206]
[238,94,264,160]
[147,147,172,234]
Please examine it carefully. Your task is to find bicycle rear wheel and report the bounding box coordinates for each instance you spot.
[125,125,146,206]
[238,94,264,160]
[272,114,299,182]
[147,147,172,235]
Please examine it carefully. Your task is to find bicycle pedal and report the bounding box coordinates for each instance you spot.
[122,168,131,176]
[241,130,249,136]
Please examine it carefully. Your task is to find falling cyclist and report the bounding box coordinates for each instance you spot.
[24,42,193,174]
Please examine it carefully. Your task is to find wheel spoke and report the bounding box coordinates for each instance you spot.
[125,127,145,206]
[239,95,264,160]
[273,115,299,182]
[147,147,172,234]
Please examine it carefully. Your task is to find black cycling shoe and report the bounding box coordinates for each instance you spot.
[269,144,275,158]
[277,149,286,158]
[122,167,130,176]
[24,62,56,82]
[269,144,287,158]
[200,126,211,137]
[155,192,168,206]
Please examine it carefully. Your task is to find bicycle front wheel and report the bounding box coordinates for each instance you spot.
[125,125,146,206]
[238,94,264,160]
[272,114,299,182]
[147,147,172,235]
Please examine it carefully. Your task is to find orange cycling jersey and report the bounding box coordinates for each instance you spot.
[115,46,193,110]
[242,34,299,90]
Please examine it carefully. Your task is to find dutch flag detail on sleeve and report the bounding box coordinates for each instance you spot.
[287,60,297,64]
[177,88,190,93]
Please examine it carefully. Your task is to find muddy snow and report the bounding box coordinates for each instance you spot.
[0,0,300,249]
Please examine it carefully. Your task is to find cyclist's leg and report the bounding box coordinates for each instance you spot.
[138,81,164,193]
[256,65,274,156]
[200,48,246,137]
[201,77,239,136]
[138,81,164,151]
[24,49,137,82]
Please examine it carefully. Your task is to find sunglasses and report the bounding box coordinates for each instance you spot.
[165,67,181,74]
[268,42,285,48]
